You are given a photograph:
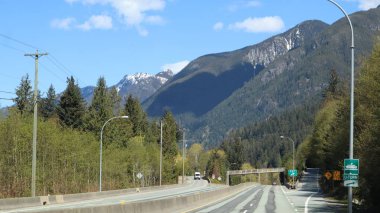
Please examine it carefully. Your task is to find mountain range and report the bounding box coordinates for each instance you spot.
[80,70,174,104]
[142,6,380,147]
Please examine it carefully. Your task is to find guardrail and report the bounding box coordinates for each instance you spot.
[226,167,285,185]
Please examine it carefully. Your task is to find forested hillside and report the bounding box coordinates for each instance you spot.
[220,42,380,211]
[0,76,184,198]
[298,42,380,211]
[143,7,380,149]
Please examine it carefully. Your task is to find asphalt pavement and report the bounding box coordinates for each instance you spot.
[187,168,346,213]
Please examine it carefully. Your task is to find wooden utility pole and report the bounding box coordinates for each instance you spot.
[25,50,48,197]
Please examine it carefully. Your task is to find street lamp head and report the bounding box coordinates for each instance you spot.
[280,136,285,139]
[121,116,129,119]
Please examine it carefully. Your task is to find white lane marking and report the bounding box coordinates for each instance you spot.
[254,186,270,213]
[196,185,257,213]
[304,193,317,213]
[230,187,261,213]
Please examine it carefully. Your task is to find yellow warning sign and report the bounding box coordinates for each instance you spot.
[333,170,341,180]
[325,171,332,180]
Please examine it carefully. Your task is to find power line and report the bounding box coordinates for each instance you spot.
[0,33,38,50]
[0,42,25,53]
[0,32,89,89]
[0,90,15,94]
[0,97,14,100]
[39,62,67,83]
[47,54,74,77]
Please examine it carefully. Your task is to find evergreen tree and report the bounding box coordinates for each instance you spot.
[85,77,112,133]
[58,76,86,128]
[41,84,57,119]
[323,69,339,98]
[109,86,121,116]
[221,137,244,170]
[124,95,148,137]
[161,110,179,183]
[14,74,33,114]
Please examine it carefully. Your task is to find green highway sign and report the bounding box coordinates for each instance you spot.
[344,159,359,175]
[344,180,358,187]
[344,159,359,187]
[288,169,298,177]
[343,174,358,181]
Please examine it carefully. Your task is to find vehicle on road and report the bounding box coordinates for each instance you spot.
[194,172,201,180]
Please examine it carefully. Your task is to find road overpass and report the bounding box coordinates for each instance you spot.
[226,167,285,185]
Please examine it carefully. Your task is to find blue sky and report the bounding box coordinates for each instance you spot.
[0,0,379,107]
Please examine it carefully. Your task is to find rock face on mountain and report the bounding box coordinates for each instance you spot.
[144,20,328,117]
[143,7,380,146]
[81,70,174,104]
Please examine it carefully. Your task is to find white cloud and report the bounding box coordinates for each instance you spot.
[77,15,113,31]
[229,16,284,33]
[51,17,76,30]
[145,15,165,25]
[357,0,380,10]
[161,60,190,74]
[213,22,224,31]
[246,1,261,7]
[65,0,166,35]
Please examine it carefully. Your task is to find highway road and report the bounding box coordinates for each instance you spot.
[283,168,346,213]
[1,169,347,213]
[186,168,346,213]
[1,179,222,213]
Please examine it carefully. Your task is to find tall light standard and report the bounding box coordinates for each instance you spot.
[182,129,186,184]
[280,136,295,188]
[327,1,355,212]
[99,116,128,192]
[160,120,163,186]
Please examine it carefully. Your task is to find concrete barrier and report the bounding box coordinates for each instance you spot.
[0,184,185,211]
[0,196,41,210]
[37,183,255,213]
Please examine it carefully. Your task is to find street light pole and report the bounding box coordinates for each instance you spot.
[327,1,355,212]
[160,120,163,186]
[99,116,128,192]
[280,136,295,188]
[182,129,185,184]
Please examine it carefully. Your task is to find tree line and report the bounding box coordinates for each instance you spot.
[0,75,186,197]
[297,43,380,211]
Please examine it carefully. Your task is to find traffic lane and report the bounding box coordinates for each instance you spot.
[2,180,221,213]
[254,186,295,213]
[284,168,346,212]
[192,185,262,213]
[240,186,263,212]
[283,168,320,212]
[193,185,295,213]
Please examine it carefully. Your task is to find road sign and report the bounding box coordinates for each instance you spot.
[344,159,359,175]
[324,171,332,180]
[333,171,341,181]
[343,174,358,180]
[136,172,143,179]
[288,170,298,177]
[344,180,358,187]
[344,159,359,187]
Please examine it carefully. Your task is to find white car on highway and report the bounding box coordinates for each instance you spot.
[194,172,201,180]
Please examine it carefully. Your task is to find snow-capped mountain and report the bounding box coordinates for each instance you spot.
[81,69,174,104]
[115,70,174,102]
